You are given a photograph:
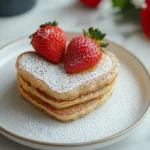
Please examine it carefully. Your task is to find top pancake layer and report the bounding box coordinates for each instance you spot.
[17,51,119,94]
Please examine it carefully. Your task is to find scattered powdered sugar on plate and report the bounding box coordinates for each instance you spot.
[19,52,113,93]
[7,62,145,143]
[0,35,149,146]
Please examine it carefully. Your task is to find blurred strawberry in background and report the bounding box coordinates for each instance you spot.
[141,0,150,39]
[146,0,150,5]
[80,0,101,8]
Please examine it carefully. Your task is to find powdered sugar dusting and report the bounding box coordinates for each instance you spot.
[7,61,145,143]
[38,28,53,39]
[19,52,114,93]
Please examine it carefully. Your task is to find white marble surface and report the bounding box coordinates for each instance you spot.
[0,0,150,149]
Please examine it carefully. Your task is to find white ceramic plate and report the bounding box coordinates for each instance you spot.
[0,32,150,150]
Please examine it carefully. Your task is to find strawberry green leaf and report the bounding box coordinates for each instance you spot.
[94,29,101,40]
[99,33,106,40]
[89,27,94,35]
[88,27,95,38]
[83,29,90,37]
[40,20,58,28]
[52,20,58,26]
[100,43,109,48]
[29,34,32,39]
[29,31,36,39]
[83,27,109,48]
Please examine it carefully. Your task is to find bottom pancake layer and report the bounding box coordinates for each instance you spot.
[19,85,114,122]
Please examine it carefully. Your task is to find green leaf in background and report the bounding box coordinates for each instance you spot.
[112,0,129,8]
[112,0,141,22]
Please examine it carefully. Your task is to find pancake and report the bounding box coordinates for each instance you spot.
[16,51,119,100]
[18,74,117,109]
[19,84,114,122]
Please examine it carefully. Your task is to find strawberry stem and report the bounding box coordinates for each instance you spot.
[40,20,58,28]
[83,27,109,48]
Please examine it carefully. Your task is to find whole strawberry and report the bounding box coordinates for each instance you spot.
[30,21,67,63]
[64,27,108,74]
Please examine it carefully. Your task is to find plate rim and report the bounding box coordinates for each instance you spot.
[0,32,150,147]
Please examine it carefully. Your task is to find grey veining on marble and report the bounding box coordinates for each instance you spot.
[0,0,150,149]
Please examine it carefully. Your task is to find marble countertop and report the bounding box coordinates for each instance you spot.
[0,0,150,149]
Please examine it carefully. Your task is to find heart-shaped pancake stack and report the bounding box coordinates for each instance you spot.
[16,51,119,122]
